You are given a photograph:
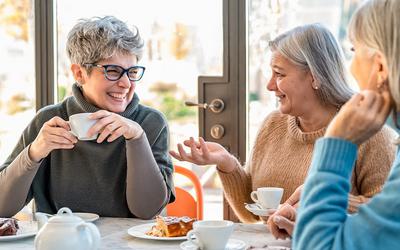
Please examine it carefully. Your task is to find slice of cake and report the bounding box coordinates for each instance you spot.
[0,218,19,236]
[146,216,195,237]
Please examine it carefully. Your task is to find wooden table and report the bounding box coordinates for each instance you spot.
[0,217,291,249]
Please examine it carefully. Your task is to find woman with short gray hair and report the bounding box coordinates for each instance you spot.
[0,16,175,219]
[171,23,395,230]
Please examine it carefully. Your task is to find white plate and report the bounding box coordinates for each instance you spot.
[245,203,277,217]
[180,238,246,250]
[0,221,38,242]
[73,213,99,222]
[127,223,187,241]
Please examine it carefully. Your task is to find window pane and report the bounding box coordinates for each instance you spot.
[0,0,35,163]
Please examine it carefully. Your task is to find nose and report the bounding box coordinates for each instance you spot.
[266,76,276,92]
[117,72,131,88]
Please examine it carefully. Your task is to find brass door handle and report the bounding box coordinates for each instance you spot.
[185,98,225,113]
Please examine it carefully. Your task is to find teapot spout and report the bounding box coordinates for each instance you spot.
[35,212,51,230]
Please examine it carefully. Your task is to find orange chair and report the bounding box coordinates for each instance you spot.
[166,165,204,220]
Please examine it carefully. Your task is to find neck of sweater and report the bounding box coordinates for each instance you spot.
[288,115,326,143]
[72,83,140,118]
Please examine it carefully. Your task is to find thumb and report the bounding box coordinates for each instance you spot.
[273,215,294,235]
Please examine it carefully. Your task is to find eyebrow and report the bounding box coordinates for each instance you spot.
[272,65,285,71]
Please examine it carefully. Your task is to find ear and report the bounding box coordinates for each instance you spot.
[374,51,389,86]
[70,64,86,85]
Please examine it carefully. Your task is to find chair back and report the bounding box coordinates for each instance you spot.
[166,165,204,220]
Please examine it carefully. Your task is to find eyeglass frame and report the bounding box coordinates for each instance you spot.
[84,63,146,82]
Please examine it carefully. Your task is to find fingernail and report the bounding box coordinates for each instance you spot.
[273,216,281,223]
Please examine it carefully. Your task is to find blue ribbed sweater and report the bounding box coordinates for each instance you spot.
[294,137,400,250]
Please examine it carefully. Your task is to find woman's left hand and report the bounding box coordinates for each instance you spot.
[87,110,143,143]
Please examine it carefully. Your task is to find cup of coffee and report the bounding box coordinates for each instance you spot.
[250,187,283,209]
[68,113,98,141]
[186,220,234,250]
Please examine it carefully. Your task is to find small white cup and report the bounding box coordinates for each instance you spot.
[250,187,283,209]
[68,113,98,141]
[186,220,234,250]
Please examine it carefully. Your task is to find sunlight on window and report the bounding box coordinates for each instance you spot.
[0,0,35,163]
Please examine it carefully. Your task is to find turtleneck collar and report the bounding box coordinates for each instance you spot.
[71,83,140,118]
[287,115,326,144]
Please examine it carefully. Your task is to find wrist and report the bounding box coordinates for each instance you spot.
[28,142,44,163]
[216,154,238,173]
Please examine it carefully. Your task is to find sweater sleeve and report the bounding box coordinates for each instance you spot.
[294,137,400,250]
[125,127,174,219]
[0,146,41,217]
[218,163,258,223]
[347,126,396,213]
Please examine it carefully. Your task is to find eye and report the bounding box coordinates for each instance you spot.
[274,71,283,77]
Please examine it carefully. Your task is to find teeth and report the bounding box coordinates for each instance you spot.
[109,93,126,99]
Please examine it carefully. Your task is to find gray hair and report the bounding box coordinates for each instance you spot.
[349,0,400,111]
[66,16,144,69]
[269,23,354,108]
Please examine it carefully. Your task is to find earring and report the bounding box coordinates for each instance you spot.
[377,75,383,90]
[313,85,319,90]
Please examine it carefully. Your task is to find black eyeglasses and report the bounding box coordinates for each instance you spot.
[84,63,146,81]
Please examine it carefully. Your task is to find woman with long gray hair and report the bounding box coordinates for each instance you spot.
[0,16,175,218]
[294,0,400,249]
[171,23,396,226]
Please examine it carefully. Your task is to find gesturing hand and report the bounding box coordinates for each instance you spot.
[29,116,78,162]
[87,110,143,143]
[169,137,236,172]
[325,89,392,145]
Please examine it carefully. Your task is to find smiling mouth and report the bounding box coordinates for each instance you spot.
[276,94,286,101]
[108,93,127,100]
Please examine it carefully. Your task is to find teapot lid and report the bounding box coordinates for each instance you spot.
[48,207,83,223]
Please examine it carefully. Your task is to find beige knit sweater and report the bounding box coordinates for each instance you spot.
[218,111,397,223]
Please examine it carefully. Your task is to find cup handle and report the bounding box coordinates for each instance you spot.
[187,230,200,248]
[67,121,77,137]
[250,191,259,204]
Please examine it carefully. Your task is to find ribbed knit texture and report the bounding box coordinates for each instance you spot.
[218,111,397,223]
[294,138,400,250]
[0,84,175,217]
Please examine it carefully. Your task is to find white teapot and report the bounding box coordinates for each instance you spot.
[34,207,100,250]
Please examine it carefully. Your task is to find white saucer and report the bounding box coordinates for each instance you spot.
[180,238,246,250]
[245,203,277,217]
[73,213,99,222]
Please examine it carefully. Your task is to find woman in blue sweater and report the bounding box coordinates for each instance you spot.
[293,0,400,249]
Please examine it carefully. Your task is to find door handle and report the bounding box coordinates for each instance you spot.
[185,98,225,113]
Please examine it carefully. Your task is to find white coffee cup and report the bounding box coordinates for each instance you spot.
[250,187,284,209]
[68,113,98,141]
[186,220,234,250]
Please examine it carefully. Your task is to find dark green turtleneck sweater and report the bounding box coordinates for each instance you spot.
[0,84,175,218]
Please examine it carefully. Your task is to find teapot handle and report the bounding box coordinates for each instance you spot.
[77,223,101,250]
